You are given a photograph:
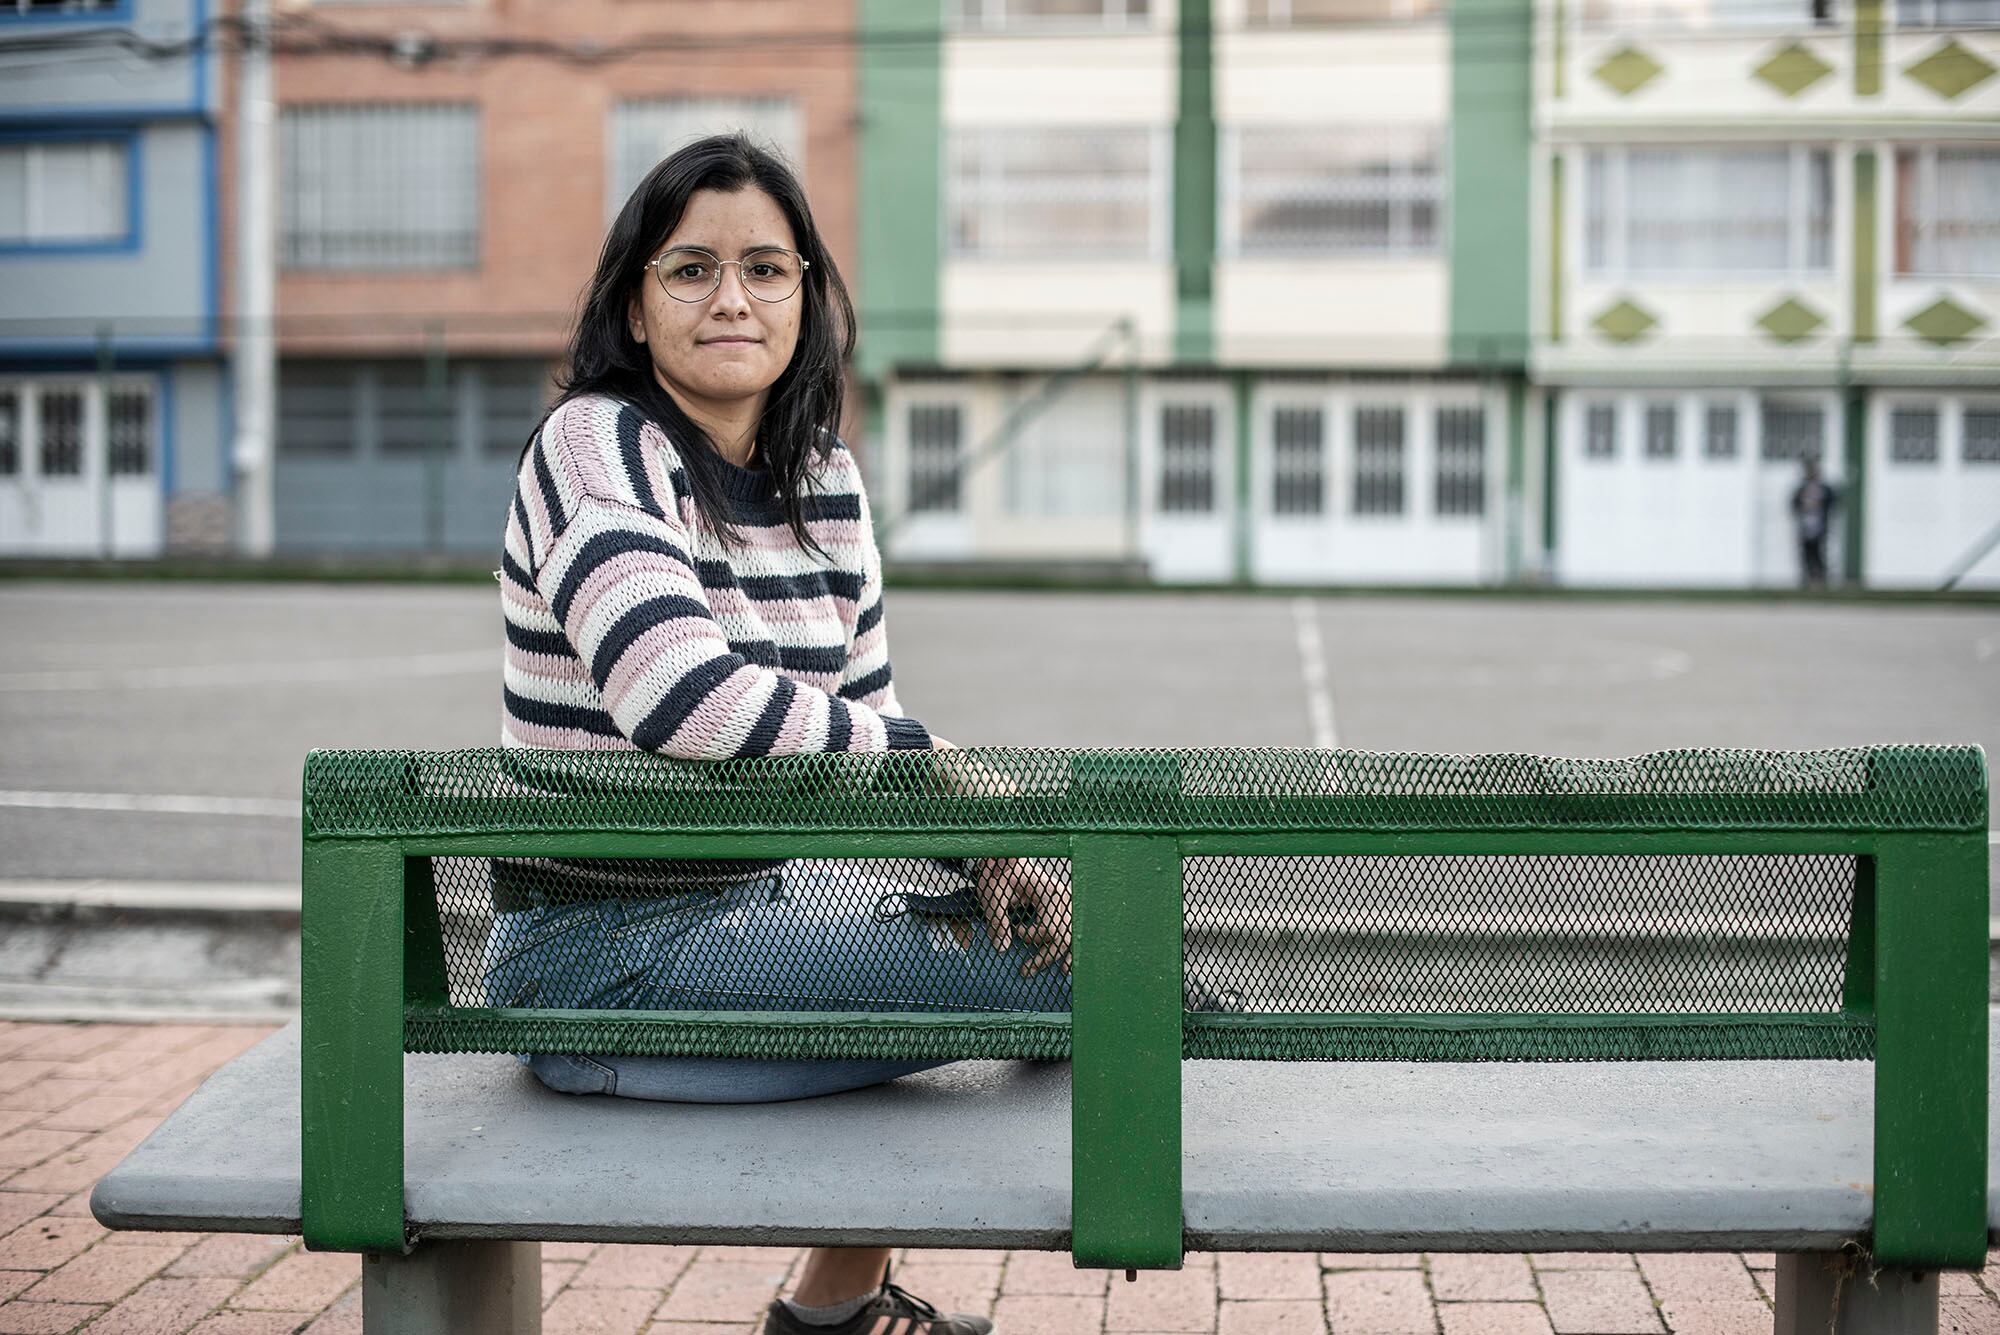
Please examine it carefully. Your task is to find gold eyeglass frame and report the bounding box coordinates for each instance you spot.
[644,246,811,304]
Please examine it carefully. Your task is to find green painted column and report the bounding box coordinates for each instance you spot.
[1541,387,1560,573]
[1855,0,1884,95]
[1547,154,1564,345]
[1844,384,1868,584]
[1174,0,1217,364]
[1233,371,1254,583]
[857,0,944,382]
[1448,0,1533,371]
[1505,375,1527,580]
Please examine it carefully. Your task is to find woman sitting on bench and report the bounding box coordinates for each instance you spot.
[481,132,1067,1335]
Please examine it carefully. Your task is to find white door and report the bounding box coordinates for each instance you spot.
[1139,383,1233,583]
[0,376,162,557]
[882,388,976,561]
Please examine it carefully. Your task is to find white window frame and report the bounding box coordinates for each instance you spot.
[0,137,131,248]
[606,97,803,223]
[946,126,1170,262]
[1265,397,1330,519]
[1219,124,1445,259]
[1895,143,2000,280]
[1583,144,1833,280]
[1892,0,2000,26]
[949,0,1154,32]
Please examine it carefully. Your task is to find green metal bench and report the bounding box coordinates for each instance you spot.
[96,743,1991,1333]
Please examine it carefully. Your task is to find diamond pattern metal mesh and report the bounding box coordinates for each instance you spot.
[297,745,1983,1066]
[1181,853,1874,1062]
[304,745,1987,839]
[412,854,1075,1059]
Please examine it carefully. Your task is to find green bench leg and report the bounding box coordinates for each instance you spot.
[362,1240,541,1334]
[302,841,410,1253]
[1772,1253,1937,1335]
[1070,833,1184,1271]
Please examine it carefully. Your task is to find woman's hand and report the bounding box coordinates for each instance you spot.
[974,856,1071,977]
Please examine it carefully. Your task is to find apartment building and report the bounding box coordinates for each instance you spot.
[1538,0,2000,588]
[267,0,857,553]
[0,0,228,557]
[858,0,1534,585]
[855,0,1997,588]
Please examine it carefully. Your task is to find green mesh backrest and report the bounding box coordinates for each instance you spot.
[299,745,1986,1064]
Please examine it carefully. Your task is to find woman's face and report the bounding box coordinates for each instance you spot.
[626,186,804,418]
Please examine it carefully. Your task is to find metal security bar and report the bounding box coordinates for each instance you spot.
[300,745,1989,1271]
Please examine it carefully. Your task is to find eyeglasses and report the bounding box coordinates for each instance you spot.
[644,246,810,304]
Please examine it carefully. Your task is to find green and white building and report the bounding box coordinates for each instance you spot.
[855,0,1998,588]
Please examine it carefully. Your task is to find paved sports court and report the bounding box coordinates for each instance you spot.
[1,581,1995,900]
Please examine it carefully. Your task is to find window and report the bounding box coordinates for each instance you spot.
[281,104,479,270]
[952,0,1150,28]
[0,390,17,476]
[609,98,801,221]
[1585,146,1831,276]
[1704,403,1739,459]
[38,388,82,476]
[1760,400,1825,462]
[0,139,127,246]
[1887,406,1940,463]
[1351,406,1406,515]
[1894,0,2000,25]
[907,403,965,514]
[479,362,550,459]
[1581,0,1834,27]
[1643,402,1678,459]
[1003,385,1125,517]
[279,362,360,457]
[1964,407,2000,464]
[377,363,448,456]
[1158,404,1217,514]
[1247,0,1442,22]
[948,128,1162,259]
[1,1,122,16]
[1270,407,1325,515]
[1228,127,1441,256]
[1584,402,1618,459]
[1433,405,1485,517]
[106,386,151,476]
[1895,145,2000,279]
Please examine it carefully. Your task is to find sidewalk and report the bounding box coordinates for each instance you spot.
[0,1020,1995,1335]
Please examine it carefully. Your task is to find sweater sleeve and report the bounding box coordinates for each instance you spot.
[833,451,909,719]
[527,405,932,761]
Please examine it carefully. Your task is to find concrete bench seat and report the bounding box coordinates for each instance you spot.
[93,1020,2000,1252]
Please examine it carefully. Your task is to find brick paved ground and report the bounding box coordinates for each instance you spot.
[2,1019,1997,1335]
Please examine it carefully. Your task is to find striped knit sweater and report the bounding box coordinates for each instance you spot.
[499,392,932,760]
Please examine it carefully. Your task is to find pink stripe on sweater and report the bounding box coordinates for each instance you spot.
[503,715,634,751]
[598,613,728,721]
[667,662,768,758]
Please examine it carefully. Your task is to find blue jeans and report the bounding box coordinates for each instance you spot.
[480,859,1071,1103]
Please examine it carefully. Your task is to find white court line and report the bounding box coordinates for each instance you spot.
[0,648,496,693]
[0,790,294,818]
[1290,597,1339,750]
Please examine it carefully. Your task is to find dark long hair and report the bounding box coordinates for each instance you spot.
[545,133,856,554]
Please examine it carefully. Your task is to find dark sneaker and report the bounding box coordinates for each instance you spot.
[762,1266,995,1335]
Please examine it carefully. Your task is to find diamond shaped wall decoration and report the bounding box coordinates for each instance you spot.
[1756,297,1827,343]
[1592,299,1658,343]
[1903,298,1987,346]
[1904,39,1996,100]
[1754,42,1833,97]
[1593,46,1664,96]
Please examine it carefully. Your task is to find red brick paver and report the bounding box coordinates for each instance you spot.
[0,1019,1991,1333]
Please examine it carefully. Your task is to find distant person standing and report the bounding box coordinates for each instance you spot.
[1790,458,1839,589]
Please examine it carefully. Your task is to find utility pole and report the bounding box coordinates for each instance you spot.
[231,0,277,556]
